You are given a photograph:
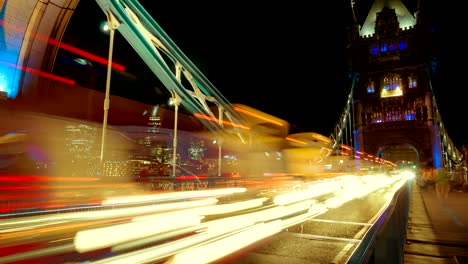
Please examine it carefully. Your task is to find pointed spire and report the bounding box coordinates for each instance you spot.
[414,0,422,24]
[351,0,358,24]
[348,0,361,41]
[360,0,416,37]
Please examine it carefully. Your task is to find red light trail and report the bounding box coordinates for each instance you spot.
[0,19,126,71]
[0,61,76,85]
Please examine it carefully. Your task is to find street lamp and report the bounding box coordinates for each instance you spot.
[216,106,224,177]
[169,90,181,177]
[100,12,120,166]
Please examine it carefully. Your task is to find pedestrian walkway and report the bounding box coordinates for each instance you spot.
[404,181,468,263]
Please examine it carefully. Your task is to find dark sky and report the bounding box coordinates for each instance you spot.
[59,0,467,145]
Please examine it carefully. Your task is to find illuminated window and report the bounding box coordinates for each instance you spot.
[409,76,417,88]
[381,74,403,98]
[399,39,407,50]
[367,80,375,93]
[405,113,415,120]
[371,45,379,55]
[381,43,388,52]
[373,117,383,123]
[386,111,403,122]
[389,42,397,51]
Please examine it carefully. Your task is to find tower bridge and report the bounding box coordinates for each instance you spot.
[0,1,463,170]
[0,0,467,263]
[0,0,464,171]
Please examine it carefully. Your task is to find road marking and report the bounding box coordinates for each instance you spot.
[332,200,391,263]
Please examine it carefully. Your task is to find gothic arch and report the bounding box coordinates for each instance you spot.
[0,0,80,98]
[376,143,421,164]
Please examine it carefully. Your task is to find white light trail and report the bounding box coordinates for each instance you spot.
[102,188,246,205]
[74,212,204,253]
[166,220,284,264]
[0,198,218,233]
[273,180,342,205]
[132,197,269,222]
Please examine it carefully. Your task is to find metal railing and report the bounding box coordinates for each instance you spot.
[346,179,411,263]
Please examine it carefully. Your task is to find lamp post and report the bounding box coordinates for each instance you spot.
[216,107,224,177]
[169,90,181,177]
[100,12,120,166]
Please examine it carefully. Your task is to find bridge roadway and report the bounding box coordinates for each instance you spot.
[0,173,413,264]
[0,169,466,264]
[230,180,468,264]
[222,181,397,264]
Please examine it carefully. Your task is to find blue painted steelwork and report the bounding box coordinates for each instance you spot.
[0,0,21,99]
[424,64,463,166]
[432,125,443,168]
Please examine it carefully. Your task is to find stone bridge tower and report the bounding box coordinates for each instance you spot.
[348,0,443,168]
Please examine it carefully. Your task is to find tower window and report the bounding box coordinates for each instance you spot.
[399,40,407,50]
[381,74,403,98]
[371,45,379,55]
[405,113,415,120]
[381,43,388,52]
[367,80,375,93]
[409,76,417,88]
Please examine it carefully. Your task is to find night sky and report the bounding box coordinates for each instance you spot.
[58,0,467,146]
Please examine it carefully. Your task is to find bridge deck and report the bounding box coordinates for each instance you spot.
[404,181,468,264]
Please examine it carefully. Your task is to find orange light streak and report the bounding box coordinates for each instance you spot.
[233,106,284,126]
[0,175,100,183]
[225,173,242,178]
[193,113,250,130]
[285,136,307,145]
[340,144,352,150]
[0,183,136,191]
[176,175,206,180]
[0,191,76,199]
